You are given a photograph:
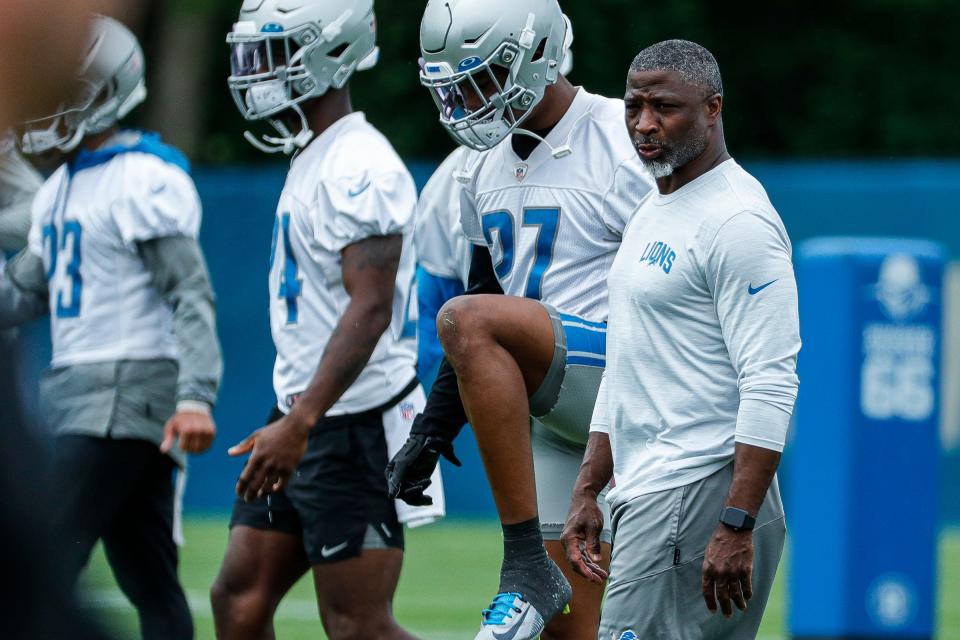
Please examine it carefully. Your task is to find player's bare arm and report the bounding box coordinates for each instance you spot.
[561,431,613,584]
[702,443,781,618]
[231,233,403,502]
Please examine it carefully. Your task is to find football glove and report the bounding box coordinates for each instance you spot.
[386,431,461,506]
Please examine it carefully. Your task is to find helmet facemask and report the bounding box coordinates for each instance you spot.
[421,41,542,151]
[16,16,148,157]
[227,12,379,155]
[419,8,567,152]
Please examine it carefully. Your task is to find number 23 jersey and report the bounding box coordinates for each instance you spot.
[27,133,200,368]
[459,88,653,322]
[270,112,418,415]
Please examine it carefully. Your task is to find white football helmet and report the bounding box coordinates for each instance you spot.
[227,0,379,154]
[419,0,569,151]
[17,15,146,155]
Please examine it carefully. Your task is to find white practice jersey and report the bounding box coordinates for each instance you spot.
[415,146,477,287]
[592,159,800,507]
[270,112,418,415]
[459,88,652,321]
[26,131,201,368]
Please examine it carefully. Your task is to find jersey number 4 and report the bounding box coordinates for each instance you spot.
[42,221,83,318]
[481,207,559,300]
[269,213,302,325]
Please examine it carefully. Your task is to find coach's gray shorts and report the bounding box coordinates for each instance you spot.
[528,302,611,544]
[601,463,785,640]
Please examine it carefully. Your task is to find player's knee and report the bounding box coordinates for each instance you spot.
[323,608,395,640]
[210,575,272,632]
[436,296,486,359]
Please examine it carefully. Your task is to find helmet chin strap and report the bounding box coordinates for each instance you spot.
[509,109,592,160]
[243,103,315,155]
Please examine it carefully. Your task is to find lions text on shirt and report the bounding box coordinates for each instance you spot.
[459,88,652,321]
[270,112,418,415]
[591,159,801,508]
[26,131,201,367]
[415,145,478,288]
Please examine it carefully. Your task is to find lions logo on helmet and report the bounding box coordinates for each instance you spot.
[226,0,380,154]
[419,0,570,151]
[17,15,146,155]
[616,631,639,640]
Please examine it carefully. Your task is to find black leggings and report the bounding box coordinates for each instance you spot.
[51,435,192,640]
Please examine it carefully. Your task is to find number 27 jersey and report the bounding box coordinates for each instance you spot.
[459,88,653,322]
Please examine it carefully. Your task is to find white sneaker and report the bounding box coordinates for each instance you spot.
[474,593,545,640]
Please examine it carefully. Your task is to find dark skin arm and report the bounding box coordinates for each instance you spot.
[230,234,403,502]
[702,442,781,618]
[560,432,613,584]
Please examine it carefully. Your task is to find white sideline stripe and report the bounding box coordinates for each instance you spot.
[560,320,606,333]
[79,588,459,638]
[79,588,786,640]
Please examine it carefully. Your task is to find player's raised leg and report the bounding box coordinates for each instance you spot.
[437,293,571,636]
[210,524,309,640]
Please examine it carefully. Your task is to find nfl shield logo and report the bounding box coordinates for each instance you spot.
[514,162,529,182]
[399,402,416,421]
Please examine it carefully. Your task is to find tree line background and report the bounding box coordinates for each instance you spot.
[123,0,960,164]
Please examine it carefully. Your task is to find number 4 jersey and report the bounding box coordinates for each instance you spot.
[270,112,418,415]
[458,88,653,322]
[27,131,201,368]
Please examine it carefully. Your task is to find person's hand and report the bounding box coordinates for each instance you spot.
[229,413,310,502]
[385,429,461,506]
[160,410,216,454]
[701,523,754,617]
[560,491,608,584]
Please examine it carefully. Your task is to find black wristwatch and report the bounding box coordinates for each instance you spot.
[719,506,756,532]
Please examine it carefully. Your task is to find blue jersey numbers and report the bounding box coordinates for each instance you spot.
[269,213,303,325]
[42,221,83,318]
[480,207,560,300]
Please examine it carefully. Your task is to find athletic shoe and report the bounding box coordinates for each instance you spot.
[474,592,544,640]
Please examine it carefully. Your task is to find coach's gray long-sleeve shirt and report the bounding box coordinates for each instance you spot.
[591,159,801,508]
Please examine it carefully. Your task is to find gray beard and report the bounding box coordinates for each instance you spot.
[637,129,708,180]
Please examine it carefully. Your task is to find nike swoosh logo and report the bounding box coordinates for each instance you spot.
[348,181,371,197]
[491,606,530,640]
[320,541,349,558]
[748,280,778,296]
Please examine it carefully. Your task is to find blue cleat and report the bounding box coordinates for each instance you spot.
[474,592,545,640]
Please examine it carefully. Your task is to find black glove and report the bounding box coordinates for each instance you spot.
[386,432,462,506]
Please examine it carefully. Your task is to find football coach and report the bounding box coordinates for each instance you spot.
[561,39,800,639]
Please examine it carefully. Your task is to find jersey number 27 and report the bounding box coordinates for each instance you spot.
[481,207,559,300]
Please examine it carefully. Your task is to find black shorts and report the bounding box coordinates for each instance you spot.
[230,383,418,565]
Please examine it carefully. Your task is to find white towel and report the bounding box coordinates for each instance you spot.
[383,385,446,528]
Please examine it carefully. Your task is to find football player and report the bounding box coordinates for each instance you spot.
[0,15,222,639]
[414,24,574,389]
[386,1,653,639]
[212,2,443,639]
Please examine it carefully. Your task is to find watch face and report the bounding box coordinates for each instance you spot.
[721,507,754,530]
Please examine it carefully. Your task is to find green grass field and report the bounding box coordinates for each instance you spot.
[81,518,959,639]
